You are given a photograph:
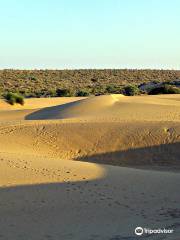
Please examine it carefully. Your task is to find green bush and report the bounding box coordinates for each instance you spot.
[148,85,180,95]
[8,96,16,105]
[106,85,123,94]
[76,89,90,96]
[106,85,117,94]
[56,88,73,97]
[91,85,106,96]
[123,85,140,96]
[48,89,57,97]
[4,92,24,105]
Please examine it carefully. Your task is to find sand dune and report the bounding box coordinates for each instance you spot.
[1,94,179,121]
[0,121,179,167]
[0,94,180,239]
[0,97,84,121]
[26,94,179,121]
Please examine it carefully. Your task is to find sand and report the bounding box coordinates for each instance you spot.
[0,94,180,239]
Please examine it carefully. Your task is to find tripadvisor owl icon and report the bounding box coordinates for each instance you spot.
[135,227,143,236]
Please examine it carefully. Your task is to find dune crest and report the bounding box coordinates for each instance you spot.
[24,94,180,121]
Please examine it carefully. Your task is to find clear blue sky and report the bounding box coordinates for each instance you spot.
[0,0,180,69]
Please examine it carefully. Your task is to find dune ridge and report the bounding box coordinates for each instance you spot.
[0,121,179,167]
[25,94,180,121]
[0,94,180,169]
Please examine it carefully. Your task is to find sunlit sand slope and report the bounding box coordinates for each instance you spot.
[0,121,179,167]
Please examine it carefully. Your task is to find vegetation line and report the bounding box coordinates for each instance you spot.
[0,69,179,102]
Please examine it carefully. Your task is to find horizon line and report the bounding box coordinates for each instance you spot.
[0,68,180,71]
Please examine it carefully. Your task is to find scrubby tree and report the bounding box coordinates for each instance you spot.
[148,85,180,95]
[56,88,73,97]
[76,89,90,96]
[123,85,140,96]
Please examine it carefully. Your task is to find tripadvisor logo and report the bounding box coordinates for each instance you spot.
[135,226,174,236]
[135,227,143,236]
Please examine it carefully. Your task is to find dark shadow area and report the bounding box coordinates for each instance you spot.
[0,164,180,240]
[25,99,83,120]
[0,131,180,239]
[75,142,180,170]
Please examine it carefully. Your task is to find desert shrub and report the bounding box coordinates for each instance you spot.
[34,89,57,98]
[26,91,41,98]
[163,85,180,94]
[48,89,57,97]
[106,85,117,93]
[91,85,106,95]
[56,88,73,97]
[91,78,98,82]
[1,69,180,98]
[76,89,90,96]
[123,85,140,96]
[4,92,24,105]
[28,76,37,81]
[105,85,123,94]
[7,96,16,105]
[16,95,24,105]
[148,85,180,95]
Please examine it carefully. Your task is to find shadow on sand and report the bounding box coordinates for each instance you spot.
[74,142,180,169]
[0,142,180,239]
[25,100,83,120]
[0,164,180,240]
